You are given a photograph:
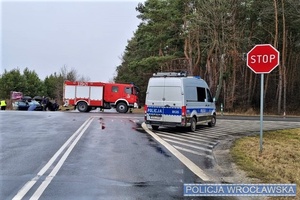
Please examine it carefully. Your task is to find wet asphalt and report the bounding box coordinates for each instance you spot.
[0,111,202,199]
[1,110,299,200]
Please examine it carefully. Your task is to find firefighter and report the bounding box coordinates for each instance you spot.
[0,100,7,110]
[52,100,59,111]
[41,96,47,110]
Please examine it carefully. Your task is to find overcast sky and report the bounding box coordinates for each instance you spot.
[1,0,144,82]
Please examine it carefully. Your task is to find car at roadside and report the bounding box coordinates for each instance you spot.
[15,100,43,111]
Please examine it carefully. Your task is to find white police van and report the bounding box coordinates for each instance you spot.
[144,72,216,131]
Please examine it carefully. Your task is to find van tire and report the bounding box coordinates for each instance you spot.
[116,102,128,113]
[77,102,88,112]
[208,115,216,127]
[190,117,197,132]
[151,125,159,130]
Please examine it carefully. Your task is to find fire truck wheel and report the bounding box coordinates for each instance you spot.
[116,102,128,113]
[86,107,92,112]
[77,101,88,112]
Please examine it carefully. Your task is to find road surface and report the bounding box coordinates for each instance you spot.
[1,110,299,199]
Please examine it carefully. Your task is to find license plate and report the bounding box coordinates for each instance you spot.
[150,115,161,120]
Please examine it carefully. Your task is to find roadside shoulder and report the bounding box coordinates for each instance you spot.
[211,134,268,200]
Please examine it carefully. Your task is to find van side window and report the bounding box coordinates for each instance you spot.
[125,87,131,94]
[206,89,213,102]
[112,86,119,93]
[185,86,197,102]
[197,87,206,102]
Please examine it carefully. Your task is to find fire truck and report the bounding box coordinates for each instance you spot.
[63,81,139,113]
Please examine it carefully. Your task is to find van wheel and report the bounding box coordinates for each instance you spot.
[116,102,128,113]
[77,102,88,112]
[190,117,197,132]
[151,125,159,130]
[208,115,216,127]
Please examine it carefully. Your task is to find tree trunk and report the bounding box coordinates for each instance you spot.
[273,0,282,115]
[281,0,287,116]
[215,54,225,101]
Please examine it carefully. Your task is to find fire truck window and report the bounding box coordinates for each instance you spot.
[125,87,132,94]
[112,86,119,93]
[132,87,138,95]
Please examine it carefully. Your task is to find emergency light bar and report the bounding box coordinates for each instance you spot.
[153,71,188,77]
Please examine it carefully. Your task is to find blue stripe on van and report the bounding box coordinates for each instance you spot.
[186,108,213,114]
[165,107,182,115]
[147,106,214,116]
[147,107,164,114]
[147,107,182,116]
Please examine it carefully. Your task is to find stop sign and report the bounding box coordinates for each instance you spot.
[247,44,280,73]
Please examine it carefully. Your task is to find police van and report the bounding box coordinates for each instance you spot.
[144,72,216,131]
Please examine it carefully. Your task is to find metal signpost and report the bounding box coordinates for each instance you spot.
[246,44,280,153]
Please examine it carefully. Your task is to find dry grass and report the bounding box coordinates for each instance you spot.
[59,105,75,111]
[132,107,144,114]
[231,128,300,199]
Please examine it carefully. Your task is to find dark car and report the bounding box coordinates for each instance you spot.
[15,100,43,111]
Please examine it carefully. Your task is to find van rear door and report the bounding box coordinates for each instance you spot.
[162,79,183,123]
[146,84,165,121]
[146,78,183,123]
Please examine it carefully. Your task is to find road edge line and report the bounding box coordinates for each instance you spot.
[141,122,212,182]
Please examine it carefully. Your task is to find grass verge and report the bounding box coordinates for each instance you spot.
[230,128,300,199]
[58,105,75,111]
[132,107,144,114]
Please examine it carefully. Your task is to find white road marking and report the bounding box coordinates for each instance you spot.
[30,117,93,200]
[156,132,216,147]
[173,145,214,159]
[162,138,213,152]
[142,123,212,182]
[12,117,94,200]
[182,132,220,139]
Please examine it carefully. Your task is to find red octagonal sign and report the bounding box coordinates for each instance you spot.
[247,44,280,74]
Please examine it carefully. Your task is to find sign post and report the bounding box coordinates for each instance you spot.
[247,44,280,153]
[259,74,264,153]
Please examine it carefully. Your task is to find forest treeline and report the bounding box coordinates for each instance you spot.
[114,0,300,115]
[1,0,300,114]
[0,66,85,106]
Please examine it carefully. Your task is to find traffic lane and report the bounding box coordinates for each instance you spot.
[218,115,300,122]
[141,119,300,200]
[0,111,88,200]
[41,116,200,200]
[76,109,300,123]
[148,119,300,175]
[0,111,253,200]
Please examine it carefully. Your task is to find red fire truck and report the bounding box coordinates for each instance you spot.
[63,81,139,113]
